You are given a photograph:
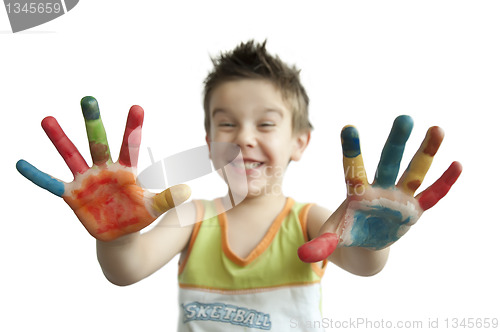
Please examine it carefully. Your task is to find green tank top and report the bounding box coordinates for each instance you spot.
[178,197,326,291]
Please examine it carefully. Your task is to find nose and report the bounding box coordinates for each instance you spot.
[234,125,257,148]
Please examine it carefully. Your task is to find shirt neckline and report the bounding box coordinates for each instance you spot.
[215,197,294,266]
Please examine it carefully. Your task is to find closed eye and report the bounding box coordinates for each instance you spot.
[218,122,236,127]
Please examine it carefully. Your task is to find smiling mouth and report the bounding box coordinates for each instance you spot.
[230,160,264,170]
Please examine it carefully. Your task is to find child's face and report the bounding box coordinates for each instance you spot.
[206,79,310,198]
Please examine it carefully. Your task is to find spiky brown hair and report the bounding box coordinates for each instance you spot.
[203,40,312,135]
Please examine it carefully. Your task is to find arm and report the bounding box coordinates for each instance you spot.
[307,203,389,276]
[97,202,195,286]
[16,97,193,285]
[299,116,461,273]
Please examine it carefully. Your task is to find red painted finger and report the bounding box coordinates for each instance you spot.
[417,161,462,211]
[298,233,338,263]
[118,105,144,168]
[41,116,90,176]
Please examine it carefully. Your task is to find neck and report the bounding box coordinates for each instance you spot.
[227,190,287,210]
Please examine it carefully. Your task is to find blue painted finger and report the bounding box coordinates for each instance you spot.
[341,125,368,190]
[373,115,413,188]
[16,159,65,197]
[341,126,361,158]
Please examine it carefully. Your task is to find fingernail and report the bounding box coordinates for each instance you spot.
[169,184,192,206]
[81,96,100,120]
[341,126,361,158]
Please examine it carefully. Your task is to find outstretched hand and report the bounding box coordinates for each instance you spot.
[298,115,462,263]
[17,97,190,241]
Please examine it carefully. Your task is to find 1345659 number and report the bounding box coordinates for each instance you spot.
[444,318,498,329]
[6,2,62,14]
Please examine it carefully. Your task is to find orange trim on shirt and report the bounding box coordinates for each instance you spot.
[299,203,313,242]
[217,197,295,267]
[178,200,204,276]
[298,203,328,278]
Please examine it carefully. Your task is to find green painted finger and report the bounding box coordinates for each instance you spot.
[81,96,111,166]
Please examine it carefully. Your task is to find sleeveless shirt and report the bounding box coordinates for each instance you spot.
[177,197,327,331]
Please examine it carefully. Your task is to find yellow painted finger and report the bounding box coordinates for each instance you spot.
[397,126,444,195]
[151,184,191,214]
[341,126,368,195]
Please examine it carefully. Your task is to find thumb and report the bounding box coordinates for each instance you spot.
[298,232,338,263]
[151,184,191,215]
[297,202,347,263]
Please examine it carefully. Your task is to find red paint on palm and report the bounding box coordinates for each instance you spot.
[298,233,338,263]
[63,169,153,241]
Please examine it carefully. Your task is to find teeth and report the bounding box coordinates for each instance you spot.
[244,162,262,169]
[230,161,263,169]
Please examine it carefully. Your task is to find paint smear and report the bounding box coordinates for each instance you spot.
[64,169,152,241]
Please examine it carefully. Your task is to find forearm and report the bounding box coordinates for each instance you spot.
[96,213,194,286]
[96,232,148,286]
[330,246,390,276]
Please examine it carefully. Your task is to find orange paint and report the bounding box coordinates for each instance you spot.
[423,126,444,157]
[347,177,365,187]
[407,179,421,192]
[64,169,153,241]
[89,141,109,166]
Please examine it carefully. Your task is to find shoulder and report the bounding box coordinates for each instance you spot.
[292,201,332,240]
[305,204,333,239]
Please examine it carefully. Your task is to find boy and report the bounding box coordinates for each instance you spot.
[16,40,461,331]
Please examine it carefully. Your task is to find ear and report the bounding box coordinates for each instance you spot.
[205,134,212,156]
[290,131,311,162]
[205,134,212,159]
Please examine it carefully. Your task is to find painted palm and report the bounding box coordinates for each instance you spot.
[17,97,190,241]
[298,116,462,262]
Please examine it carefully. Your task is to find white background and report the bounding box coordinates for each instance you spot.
[1,1,499,331]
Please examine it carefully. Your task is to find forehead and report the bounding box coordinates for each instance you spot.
[209,79,289,114]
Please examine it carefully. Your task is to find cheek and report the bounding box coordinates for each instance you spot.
[262,135,290,158]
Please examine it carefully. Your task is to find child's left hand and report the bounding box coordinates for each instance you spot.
[298,115,462,263]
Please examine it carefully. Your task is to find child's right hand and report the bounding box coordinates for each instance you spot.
[16,97,190,242]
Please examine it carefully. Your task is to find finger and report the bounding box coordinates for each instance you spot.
[16,159,65,197]
[416,161,462,211]
[298,233,338,263]
[41,116,90,176]
[298,207,343,263]
[373,115,413,188]
[118,105,144,167]
[397,126,444,195]
[151,184,191,215]
[81,96,111,166]
[341,126,368,194]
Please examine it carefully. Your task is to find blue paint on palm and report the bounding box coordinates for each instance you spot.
[348,206,411,250]
[16,159,65,197]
